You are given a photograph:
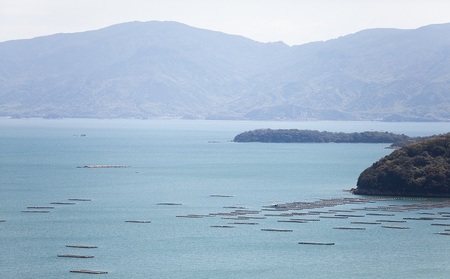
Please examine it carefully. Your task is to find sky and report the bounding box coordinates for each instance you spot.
[1,0,450,46]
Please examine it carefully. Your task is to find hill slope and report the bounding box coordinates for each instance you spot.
[1,21,450,120]
[354,134,450,197]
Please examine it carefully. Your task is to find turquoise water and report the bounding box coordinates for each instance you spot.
[1,119,450,278]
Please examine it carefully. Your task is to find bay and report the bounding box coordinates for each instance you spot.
[0,119,449,278]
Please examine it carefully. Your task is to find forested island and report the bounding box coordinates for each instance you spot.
[354,134,450,197]
[233,129,412,146]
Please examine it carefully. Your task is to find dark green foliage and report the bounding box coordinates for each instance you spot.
[355,135,450,197]
[233,129,410,143]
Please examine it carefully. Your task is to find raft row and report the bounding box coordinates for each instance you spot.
[298,241,335,246]
[50,202,75,205]
[211,225,235,228]
[58,254,94,258]
[435,232,450,236]
[333,227,366,230]
[382,225,410,229]
[66,245,98,249]
[157,202,182,206]
[70,270,108,274]
[261,228,293,232]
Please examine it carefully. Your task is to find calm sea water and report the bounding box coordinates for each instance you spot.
[1,119,450,278]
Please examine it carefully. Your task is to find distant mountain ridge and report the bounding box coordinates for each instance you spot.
[1,21,450,120]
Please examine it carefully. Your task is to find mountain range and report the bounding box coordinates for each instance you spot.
[1,21,450,121]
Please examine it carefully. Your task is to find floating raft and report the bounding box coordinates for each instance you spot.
[351,221,381,225]
[224,216,266,220]
[334,214,365,218]
[70,270,108,274]
[435,232,450,236]
[376,220,407,223]
[66,245,98,249]
[50,202,75,205]
[308,211,329,214]
[223,216,249,220]
[21,210,50,213]
[278,220,307,223]
[157,202,182,206]
[431,223,450,226]
[320,216,348,219]
[234,209,260,214]
[366,213,395,216]
[333,227,366,230]
[26,206,54,209]
[58,254,94,258]
[404,217,441,221]
[0,220,6,222]
[290,218,320,222]
[245,216,266,220]
[68,198,92,201]
[262,208,290,212]
[299,241,335,246]
[176,214,208,218]
[210,194,233,198]
[382,225,410,229]
[261,228,293,232]
[210,225,235,228]
[228,222,259,225]
[125,220,151,223]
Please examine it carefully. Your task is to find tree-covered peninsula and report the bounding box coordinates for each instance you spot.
[354,134,450,197]
[233,129,410,144]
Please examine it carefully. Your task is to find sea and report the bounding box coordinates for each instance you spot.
[1,118,450,279]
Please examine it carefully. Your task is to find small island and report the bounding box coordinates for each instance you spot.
[233,129,411,145]
[354,134,450,197]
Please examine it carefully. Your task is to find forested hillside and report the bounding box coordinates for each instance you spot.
[355,134,450,197]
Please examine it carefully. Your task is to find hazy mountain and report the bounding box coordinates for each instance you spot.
[1,21,449,120]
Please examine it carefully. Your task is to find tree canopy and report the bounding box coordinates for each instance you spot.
[355,135,450,197]
[233,129,410,144]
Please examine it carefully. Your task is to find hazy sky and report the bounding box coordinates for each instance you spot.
[1,0,450,45]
